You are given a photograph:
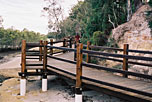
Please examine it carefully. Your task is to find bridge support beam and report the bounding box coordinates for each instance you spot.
[20,78,26,96]
[75,88,82,102]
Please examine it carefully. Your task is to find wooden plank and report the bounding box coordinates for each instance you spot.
[26,66,43,70]
[26,61,43,64]
[26,61,43,70]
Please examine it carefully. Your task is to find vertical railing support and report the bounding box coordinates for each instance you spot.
[69,37,72,48]
[39,40,43,61]
[75,43,83,102]
[42,41,48,92]
[20,40,26,96]
[50,39,53,55]
[74,40,79,61]
[63,38,66,53]
[86,41,91,63]
[123,44,129,78]
[38,40,43,79]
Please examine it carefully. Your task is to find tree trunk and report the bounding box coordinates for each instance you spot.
[127,0,132,21]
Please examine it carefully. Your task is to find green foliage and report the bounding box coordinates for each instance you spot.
[54,0,128,45]
[92,31,106,46]
[149,0,152,7]
[147,0,152,29]
[0,28,46,48]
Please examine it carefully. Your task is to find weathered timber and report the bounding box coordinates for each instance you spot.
[50,39,53,55]
[43,41,48,72]
[39,40,43,61]
[21,40,26,78]
[86,41,91,63]
[76,44,83,88]
[123,44,129,77]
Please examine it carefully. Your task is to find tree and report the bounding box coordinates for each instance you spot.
[43,0,64,39]
[127,0,132,21]
[0,16,3,28]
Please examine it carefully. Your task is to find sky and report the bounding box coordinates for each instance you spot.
[0,0,79,34]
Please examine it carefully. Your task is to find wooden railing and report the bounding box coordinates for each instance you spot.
[47,43,152,97]
[19,40,152,98]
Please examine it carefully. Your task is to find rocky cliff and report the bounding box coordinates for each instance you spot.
[111,4,152,76]
[112,4,152,50]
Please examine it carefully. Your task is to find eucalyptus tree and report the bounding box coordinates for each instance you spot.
[43,0,64,39]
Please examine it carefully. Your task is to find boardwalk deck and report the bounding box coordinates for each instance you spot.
[46,52,152,101]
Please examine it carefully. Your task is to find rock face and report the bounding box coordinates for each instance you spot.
[112,4,152,76]
[112,4,152,50]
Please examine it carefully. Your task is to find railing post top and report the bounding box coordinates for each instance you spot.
[44,41,48,45]
[40,40,43,44]
[124,43,129,46]
[50,39,53,42]
[79,43,83,48]
[22,40,26,43]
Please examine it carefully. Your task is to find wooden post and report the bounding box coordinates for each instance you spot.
[63,38,66,53]
[20,40,26,96]
[69,37,72,48]
[123,44,129,78]
[86,41,91,63]
[43,41,48,72]
[21,40,26,77]
[74,43,77,61]
[75,43,83,102]
[50,39,53,55]
[76,43,83,88]
[39,40,43,61]
[42,41,48,92]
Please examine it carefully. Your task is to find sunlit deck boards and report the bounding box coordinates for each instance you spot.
[47,52,152,101]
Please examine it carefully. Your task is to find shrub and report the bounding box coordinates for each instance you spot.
[92,31,106,46]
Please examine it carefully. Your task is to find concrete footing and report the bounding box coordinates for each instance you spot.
[75,94,82,102]
[20,78,26,96]
[42,78,47,91]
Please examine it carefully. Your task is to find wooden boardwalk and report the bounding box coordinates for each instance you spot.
[44,52,152,101]
[20,40,152,102]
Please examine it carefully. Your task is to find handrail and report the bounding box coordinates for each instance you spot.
[48,46,76,52]
[82,62,152,79]
[82,49,152,61]
[87,54,152,67]
[83,45,124,51]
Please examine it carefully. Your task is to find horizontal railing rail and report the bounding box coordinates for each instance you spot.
[82,49,152,61]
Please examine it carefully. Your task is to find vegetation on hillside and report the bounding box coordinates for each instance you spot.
[45,0,146,46]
